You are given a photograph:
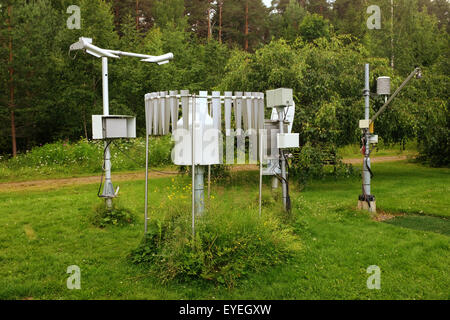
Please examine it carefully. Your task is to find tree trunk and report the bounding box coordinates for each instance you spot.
[114,0,120,29]
[136,0,139,30]
[207,1,212,40]
[8,5,17,157]
[391,0,395,69]
[218,1,223,43]
[244,1,249,51]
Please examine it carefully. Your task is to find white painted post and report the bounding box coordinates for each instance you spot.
[101,57,114,208]
[192,95,196,237]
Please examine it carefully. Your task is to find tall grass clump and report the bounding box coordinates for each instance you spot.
[91,200,135,228]
[130,182,301,287]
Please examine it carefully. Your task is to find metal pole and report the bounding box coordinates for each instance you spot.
[278,108,287,210]
[259,129,263,217]
[363,63,371,197]
[191,95,196,237]
[102,57,109,116]
[271,176,279,190]
[144,122,149,233]
[208,165,211,200]
[194,166,205,215]
[101,57,114,208]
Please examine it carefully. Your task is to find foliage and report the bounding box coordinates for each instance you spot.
[129,183,300,287]
[0,137,173,181]
[289,142,355,185]
[218,38,305,92]
[0,0,448,171]
[416,100,449,167]
[92,200,135,228]
[298,13,330,42]
[268,0,307,42]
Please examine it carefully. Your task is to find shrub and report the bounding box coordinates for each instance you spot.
[0,136,173,179]
[415,96,449,167]
[129,190,301,287]
[92,201,135,228]
[289,143,355,186]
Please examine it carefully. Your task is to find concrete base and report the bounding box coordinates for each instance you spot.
[357,200,377,213]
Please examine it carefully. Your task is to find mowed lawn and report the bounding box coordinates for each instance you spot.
[0,161,448,299]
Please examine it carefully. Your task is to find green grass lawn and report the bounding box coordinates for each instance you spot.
[0,161,448,299]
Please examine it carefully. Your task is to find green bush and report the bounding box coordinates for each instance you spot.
[416,101,449,167]
[0,136,173,180]
[129,189,301,287]
[289,143,355,185]
[92,201,135,228]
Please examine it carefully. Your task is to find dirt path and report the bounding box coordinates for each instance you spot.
[0,171,177,193]
[0,156,411,193]
[342,155,410,165]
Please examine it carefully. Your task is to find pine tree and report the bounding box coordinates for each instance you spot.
[218,0,269,50]
[185,0,211,39]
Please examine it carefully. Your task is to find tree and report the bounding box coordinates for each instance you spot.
[7,3,16,156]
[298,13,330,42]
[332,0,366,40]
[269,0,307,42]
[184,0,211,40]
[153,0,186,30]
[270,0,291,13]
[364,0,447,75]
[0,0,62,154]
[106,0,155,33]
[218,0,269,51]
[306,0,331,18]
[418,0,450,31]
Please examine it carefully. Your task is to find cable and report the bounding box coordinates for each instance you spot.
[274,149,292,212]
[282,150,292,212]
[366,158,374,179]
[112,140,176,175]
[359,130,374,208]
[68,48,79,60]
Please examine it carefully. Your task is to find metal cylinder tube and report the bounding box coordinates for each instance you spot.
[363,64,371,196]
[278,108,287,210]
[194,166,205,215]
